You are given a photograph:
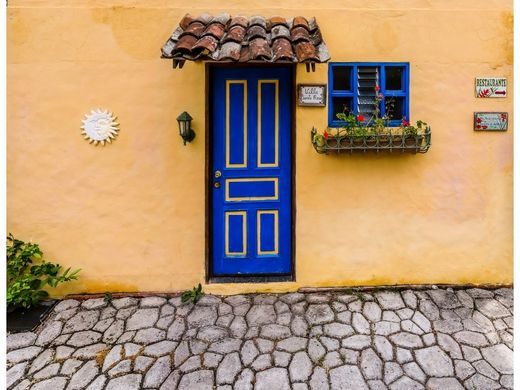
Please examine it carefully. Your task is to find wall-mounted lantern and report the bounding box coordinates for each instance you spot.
[176,111,196,145]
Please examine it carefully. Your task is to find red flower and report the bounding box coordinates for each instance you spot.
[476,117,482,123]
[357,114,365,122]
[501,113,507,119]
[402,118,410,126]
[323,130,329,139]
[482,125,488,129]
[476,125,481,129]
[374,85,380,92]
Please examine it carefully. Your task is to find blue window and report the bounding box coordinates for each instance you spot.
[328,63,409,128]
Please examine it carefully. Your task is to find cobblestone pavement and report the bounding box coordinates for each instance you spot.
[6,287,513,390]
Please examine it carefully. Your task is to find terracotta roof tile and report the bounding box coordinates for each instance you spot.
[175,35,198,52]
[249,38,272,60]
[271,25,290,40]
[272,37,294,61]
[161,13,330,63]
[246,25,268,41]
[230,16,249,28]
[316,42,331,62]
[170,26,183,41]
[192,35,219,54]
[268,16,288,29]
[218,41,242,61]
[295,41,319,62]
[203,22,226,40]
[179,14,194,30]
[292,16,309,30]
[238,45,251,62]
[193,13,213,25]
[308,17,318,31]
[211,13,231,26]
[310,28,323,46]
[223,25,247,43]
[290,26,311,43]
[249,16,267,28]
[181,21,206,38]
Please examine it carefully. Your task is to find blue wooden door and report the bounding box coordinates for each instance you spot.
[211,67,292,276]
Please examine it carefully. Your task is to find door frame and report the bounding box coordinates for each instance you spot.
[205,63,297,283]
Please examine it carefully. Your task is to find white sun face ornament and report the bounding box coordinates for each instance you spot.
[81,109,119,145]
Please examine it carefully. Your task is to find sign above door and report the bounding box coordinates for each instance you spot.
[160,14,330,71]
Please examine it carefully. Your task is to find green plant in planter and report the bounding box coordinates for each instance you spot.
[402,119,428,137]
[312,127,326,146]
[336,112,359,132]
[7,234,81,310]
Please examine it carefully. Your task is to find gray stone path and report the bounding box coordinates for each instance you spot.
[6,287,513,389]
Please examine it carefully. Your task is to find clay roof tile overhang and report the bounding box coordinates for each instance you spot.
[161,13,330,70]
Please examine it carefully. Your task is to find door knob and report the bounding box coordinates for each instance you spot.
[214,182,221,189]
[214,170,222,178]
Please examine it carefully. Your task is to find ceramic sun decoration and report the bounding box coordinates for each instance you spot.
[81,109,119,145]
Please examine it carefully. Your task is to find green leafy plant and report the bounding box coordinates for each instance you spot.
[7,234,81,310]
[401,119,429,140]
[181,283,204,304]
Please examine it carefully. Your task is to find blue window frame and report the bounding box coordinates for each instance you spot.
[328,62,410,128]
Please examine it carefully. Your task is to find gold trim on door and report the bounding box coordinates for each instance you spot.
[257,80,279,168]
[226,80,247,168]
[225,178,279,202]
[257,210,279,255]
[225,211,247,256]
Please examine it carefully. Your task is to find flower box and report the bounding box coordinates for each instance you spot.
[311,127,431,154]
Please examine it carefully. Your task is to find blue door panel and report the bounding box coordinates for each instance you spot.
[211,67,292,276]
[227,179,277,200]
[227,82,247,166]
[259,82,277,166]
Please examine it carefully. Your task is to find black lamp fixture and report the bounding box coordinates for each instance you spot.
[176,111,196,145]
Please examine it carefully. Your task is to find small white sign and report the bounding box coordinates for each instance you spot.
[298,84,326,106]
[475,77,507,98]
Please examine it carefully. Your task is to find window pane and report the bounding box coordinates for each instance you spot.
[332,66,352,91]
[332,97,353,120]
[385,97,404,121]
[385,67,403,90]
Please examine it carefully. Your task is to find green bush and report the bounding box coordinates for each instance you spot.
[7,234,81,310]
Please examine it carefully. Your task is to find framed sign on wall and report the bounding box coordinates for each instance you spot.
[298,84,327,106]
[475,77,507,98]
[474,112,508,131]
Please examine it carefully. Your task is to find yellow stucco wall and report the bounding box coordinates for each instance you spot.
[7,0,513,296]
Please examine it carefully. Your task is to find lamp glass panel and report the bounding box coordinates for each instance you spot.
[179,121,188,135]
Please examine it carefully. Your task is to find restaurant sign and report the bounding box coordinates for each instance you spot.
[474,112,508,131]
[298,84,326,106]
[475,77,507,98]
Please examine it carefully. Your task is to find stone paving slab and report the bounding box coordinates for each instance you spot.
[6,287,513,389]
